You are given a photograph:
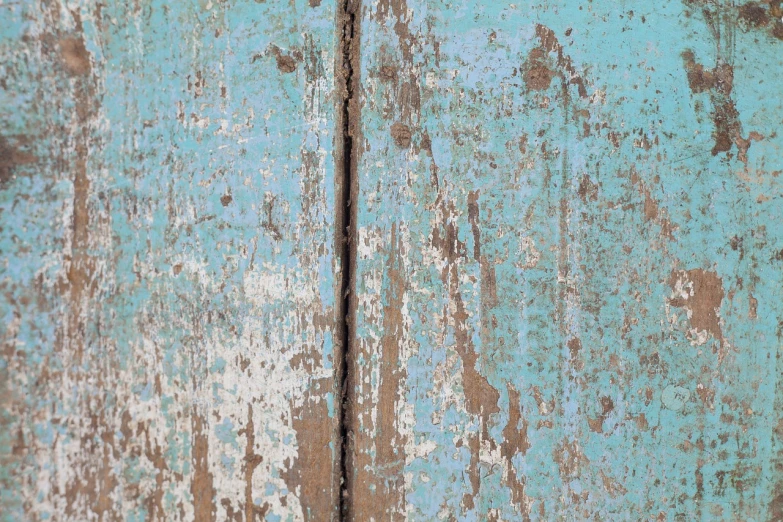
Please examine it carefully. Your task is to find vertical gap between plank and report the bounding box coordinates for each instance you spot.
[337,0,360,520]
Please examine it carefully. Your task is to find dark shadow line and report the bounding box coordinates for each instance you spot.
[336,0,360,520]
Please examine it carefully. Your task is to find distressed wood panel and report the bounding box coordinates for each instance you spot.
[0,1,342,520]
[349,0,783,520]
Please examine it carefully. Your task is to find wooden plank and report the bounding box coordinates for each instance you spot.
[348,0,783,520]
[0,1,343,520]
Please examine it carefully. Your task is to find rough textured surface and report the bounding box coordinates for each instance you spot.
[349,0,783,520]
[0,1,342,520]
[4,0,783,520]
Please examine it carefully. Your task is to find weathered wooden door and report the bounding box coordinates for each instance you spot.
[2,0,783,521]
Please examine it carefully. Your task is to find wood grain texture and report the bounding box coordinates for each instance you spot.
[349,0,783,520]
[0,1,342,520]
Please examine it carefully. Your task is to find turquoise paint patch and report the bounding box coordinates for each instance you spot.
[210,357,227,374]
[354,0,783,519]
[215,418,238,449]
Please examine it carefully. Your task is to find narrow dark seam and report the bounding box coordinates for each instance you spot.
[337,1,359,521]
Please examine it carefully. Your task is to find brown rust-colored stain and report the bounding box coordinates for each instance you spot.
[695,467,705,500]
[696,382,715,408]
[376,0,421,125]
[587,396,614,434]
[11,426,25,457]
[738,2,770,27]
[289,348,324,374]
[553,439,589,479]
[60,36,91,75]
[431,196,500,510]
[119,411,133,452]
[480,257,497,311]
[669,268,725,346]
[268,45,301,73]
[523,51,555,92]
[133,418,170,519]
[577,174,598,203]
[191,410,216,522]
[437,217,500,429]
[262,195,283,241]
[187,71,207,98]
[377,0,415,64]
[630,171,676,240]
[600,396,614,415]
[682,50,733,95]
[468,190,498,345]
[66,137,98,364]
[379,65,397,81]
[420,132,441,188]
[587,416,603,434]
[736,1,783,39]
[57,17,100,372]
[94,436,119,518]
[63,406,121,519]
[518,134,529,154]
[770,489,783,522]
[501,384,530,515]
[769,399,783,522]
[682,36,754,160]
[525,65,555,91]
[0,136,35,187]
[220,499,243,522]
[467,190,482,261]
[282,386,334,522]
[144,440,168,521]
[390,122,412,148]
[462,433,481,511]
[531,25,587,98]
[276,54,297,73]
[83,410,120,519]
[642,190,658,222]
[376,223,408,515]
[599,470,628,499]
[0,375,23,510]
[711,100,744,157]
[351,224,407,521]
[53,21,123,519]
[749,293,758,319]
[308,0,321,6]
[567,338,584,371]
[240,404,267,522]
[472,194,501,392]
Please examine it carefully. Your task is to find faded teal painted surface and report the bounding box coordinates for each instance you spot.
[1,1,342,520]
[350,0,783,520]
[3,0,783,520]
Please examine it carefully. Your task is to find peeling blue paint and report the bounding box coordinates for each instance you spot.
[351,0,783,520]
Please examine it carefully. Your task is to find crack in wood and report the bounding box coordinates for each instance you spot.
[336,1,361,520]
